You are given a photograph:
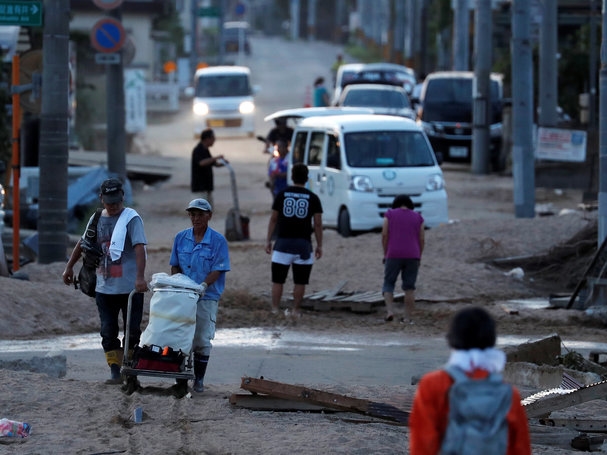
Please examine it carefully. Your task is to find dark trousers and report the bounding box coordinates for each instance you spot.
[96,292,143,352]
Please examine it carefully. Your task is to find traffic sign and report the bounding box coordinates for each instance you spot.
[95,53,120,65]
[235,2,246,16]
[90,17,126,54]
[93,0,124,10]
[198,6,220,17]
[0,1,42,26]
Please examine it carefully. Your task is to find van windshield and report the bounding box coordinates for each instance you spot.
[195,74,251,97]
[344,131,436,167]
[422,78,501,123]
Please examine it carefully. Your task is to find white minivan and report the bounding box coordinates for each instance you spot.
[186,65,257,137]
[288,114,448,236]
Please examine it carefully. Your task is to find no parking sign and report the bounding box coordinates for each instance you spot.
[90,17,126,53]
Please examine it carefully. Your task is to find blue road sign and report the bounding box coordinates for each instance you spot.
[235,2,245,16]
[90,17,125,54]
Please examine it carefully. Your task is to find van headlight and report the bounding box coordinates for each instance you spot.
[350,175,374,192]
[426,174,445,191]
[239,100,255,114]
[193,102,209,116]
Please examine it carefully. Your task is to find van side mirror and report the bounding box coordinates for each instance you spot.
[184,87,195,98]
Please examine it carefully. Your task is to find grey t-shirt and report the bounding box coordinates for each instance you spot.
[83,209,147,295]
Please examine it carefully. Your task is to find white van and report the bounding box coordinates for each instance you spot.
[289,114,448,236]
[186,65,257,137]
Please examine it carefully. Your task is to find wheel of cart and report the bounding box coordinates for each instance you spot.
[121,282,201,395]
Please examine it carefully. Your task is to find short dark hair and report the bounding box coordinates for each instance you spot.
[446,306,497,350]
[392,194,414,210]
[291,163,309,184]
[200,128,215,141]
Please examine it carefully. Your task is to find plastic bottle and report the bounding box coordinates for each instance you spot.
[0,418,31,438]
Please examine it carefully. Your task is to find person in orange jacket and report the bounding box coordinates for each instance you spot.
[408,306,531,455]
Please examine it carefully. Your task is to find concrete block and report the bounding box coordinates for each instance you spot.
[504,361,602,389]
[0,350,66,378]
[504,333,561,366]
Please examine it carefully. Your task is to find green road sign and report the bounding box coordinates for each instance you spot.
[0,1,42,26]
[198,6,220,17]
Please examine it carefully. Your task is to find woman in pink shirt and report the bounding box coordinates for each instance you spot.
[381,195,424,323]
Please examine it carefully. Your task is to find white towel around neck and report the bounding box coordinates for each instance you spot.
[109,207,139,261]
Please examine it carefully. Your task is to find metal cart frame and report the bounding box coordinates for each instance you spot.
[121,290,195,389]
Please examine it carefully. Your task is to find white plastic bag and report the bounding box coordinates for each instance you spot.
[140,273,201,354]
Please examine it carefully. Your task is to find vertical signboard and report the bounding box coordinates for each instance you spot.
[124,68,146,133]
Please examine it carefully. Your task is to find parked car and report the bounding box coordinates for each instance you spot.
[335,83,416,120]
[413,71,505,169]
[287,112,448,236]
[185,65,258,137]
[332,62,416,104]
[223,21,251,55]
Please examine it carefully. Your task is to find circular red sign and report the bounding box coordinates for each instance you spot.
[93,0,124,10]
[90,18,126,53]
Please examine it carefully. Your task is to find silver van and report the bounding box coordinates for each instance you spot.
[288,113,448,236]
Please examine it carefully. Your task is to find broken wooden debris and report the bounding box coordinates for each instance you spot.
[229,394,331,412]
[301,284,404,313]
[523,379,607,418]
[538,417,607,433]
[236,377,409,425]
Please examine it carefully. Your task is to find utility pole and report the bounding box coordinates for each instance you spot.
[290,0,299,41]
[471,0,491,174]
[538,0,557,127]
[511,0,535,218]
[38,0,70,263]
[106,6,126,181]
[453,0,469,70]
[307,0,316,41]
[599,0,607,243]
[190,0,198,76]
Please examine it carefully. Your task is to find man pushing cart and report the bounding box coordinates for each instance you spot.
[123,199,230,397]
[168,198,230,395]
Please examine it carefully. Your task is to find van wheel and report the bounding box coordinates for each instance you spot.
[338,208,352,237]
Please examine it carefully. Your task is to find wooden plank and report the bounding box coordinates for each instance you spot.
[538,417,607,433]
[229,394,332,412]
[240,376,409,424]
[304,281,348,301]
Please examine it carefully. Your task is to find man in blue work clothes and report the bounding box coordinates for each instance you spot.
[169,198,230,394]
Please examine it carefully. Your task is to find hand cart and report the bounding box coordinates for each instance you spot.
[121,288,198,394]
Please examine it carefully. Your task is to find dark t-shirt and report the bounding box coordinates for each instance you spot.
[191,141,213,192]
[271,185,323,242]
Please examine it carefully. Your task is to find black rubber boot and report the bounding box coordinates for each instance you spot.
[171,379,189,398]
[193,354,209,393]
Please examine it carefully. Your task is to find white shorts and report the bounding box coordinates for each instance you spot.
[271,250,314,265]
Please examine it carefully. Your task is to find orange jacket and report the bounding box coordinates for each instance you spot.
[409,368,531,455]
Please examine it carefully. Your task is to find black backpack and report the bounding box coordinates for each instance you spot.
[76,209,103,297]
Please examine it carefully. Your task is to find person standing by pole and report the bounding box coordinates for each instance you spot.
[191,128,226,208]
[381,195,424,323]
